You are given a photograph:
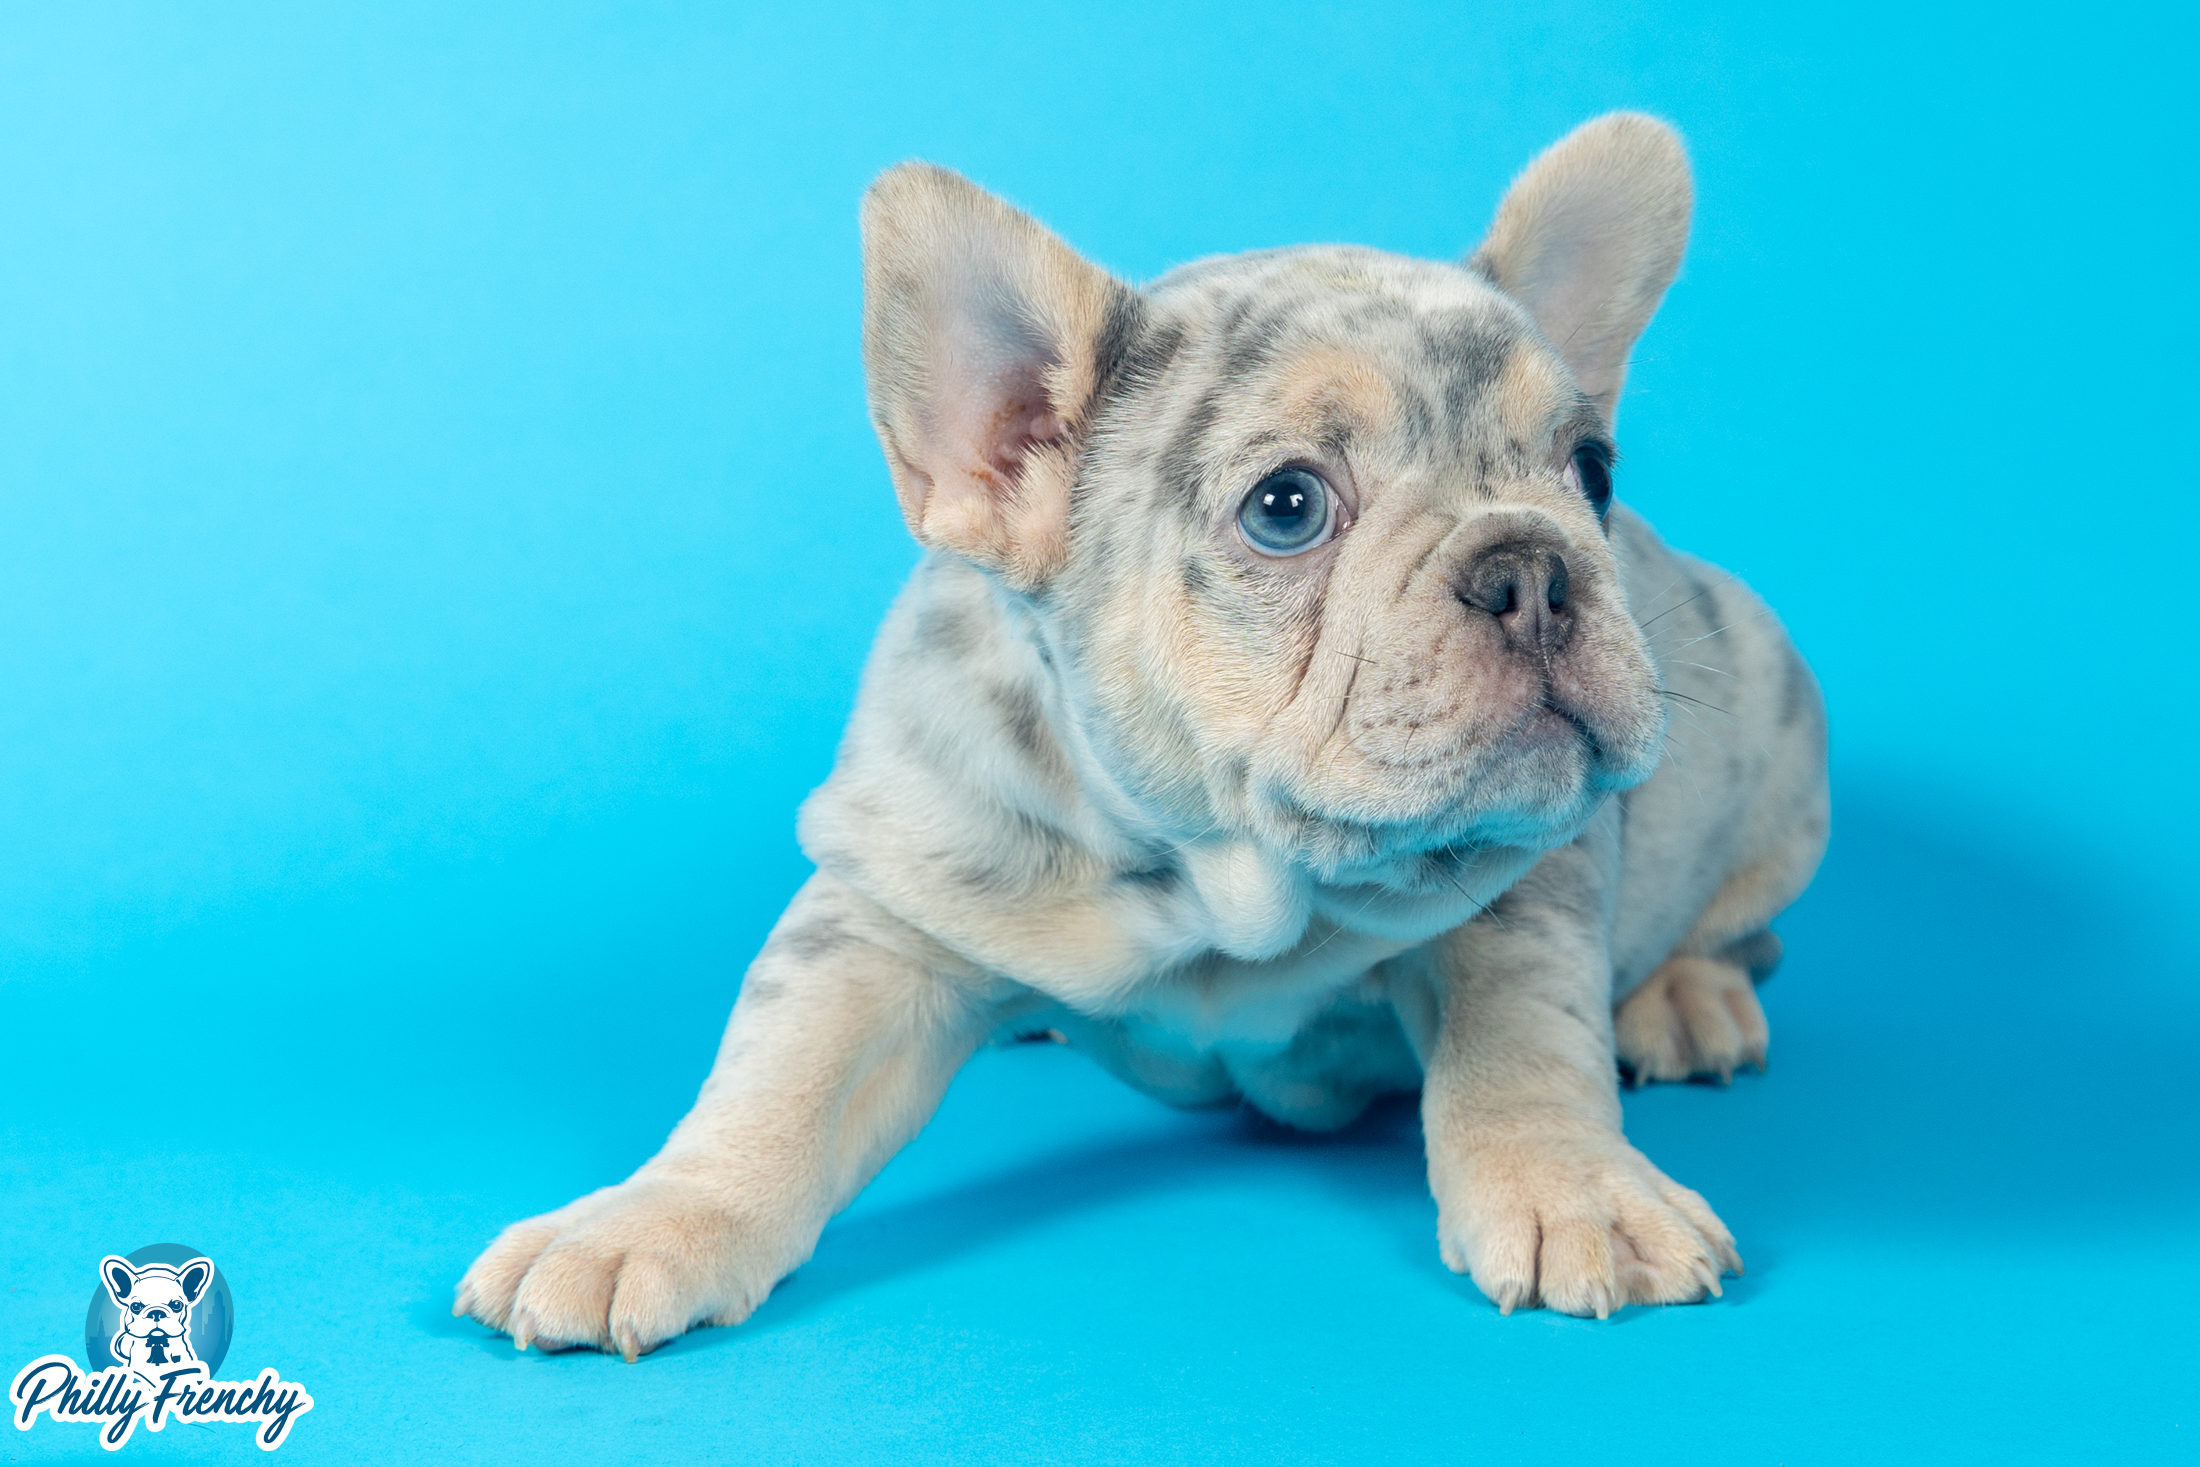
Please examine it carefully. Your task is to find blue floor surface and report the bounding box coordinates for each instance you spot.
[4,791,2195,1463]
[3,2,2196,1462]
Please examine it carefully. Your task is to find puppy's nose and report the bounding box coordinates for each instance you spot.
[147,1309,166,1322]
[1458,544,1572,654]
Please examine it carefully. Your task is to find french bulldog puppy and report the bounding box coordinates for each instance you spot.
[103,1256,211,1384]
[457,113,1828,1358]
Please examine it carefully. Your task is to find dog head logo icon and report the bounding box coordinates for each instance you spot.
[99,1256,212,1384]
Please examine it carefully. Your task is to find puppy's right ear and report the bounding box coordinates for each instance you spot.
[861,164,1135,591]
[102,1256,137,1305]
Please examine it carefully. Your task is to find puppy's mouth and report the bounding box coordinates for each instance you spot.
[1508,696,1600,760]
[1365,679,1651,838]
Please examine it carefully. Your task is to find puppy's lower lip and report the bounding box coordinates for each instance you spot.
[1517,702,1585,746]
[1505,701,1612,774]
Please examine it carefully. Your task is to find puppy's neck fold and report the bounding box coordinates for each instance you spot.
[798,556,1532,1008]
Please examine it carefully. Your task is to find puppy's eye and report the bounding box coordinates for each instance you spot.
[130,1302,144,1314]
[1237,467,1335,555]
[1570,443,1614,519]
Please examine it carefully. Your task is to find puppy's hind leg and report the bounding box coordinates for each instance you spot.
[455,873,1008,1360]
[1617,831,1805,1086]
[1614,946,1770,1085]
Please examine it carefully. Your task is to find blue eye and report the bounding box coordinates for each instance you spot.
[1571,442,1613,518]
[1237,467,1334,555]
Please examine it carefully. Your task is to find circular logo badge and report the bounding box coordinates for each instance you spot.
[83,1243,233,1374]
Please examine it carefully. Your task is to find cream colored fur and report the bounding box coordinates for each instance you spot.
[456,112,1829,1355]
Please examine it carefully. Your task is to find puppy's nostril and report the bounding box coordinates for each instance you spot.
[1460,544,1573,652]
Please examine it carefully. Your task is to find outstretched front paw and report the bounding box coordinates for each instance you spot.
[454,1176,775,1361]
[1436,1132,1741,1318]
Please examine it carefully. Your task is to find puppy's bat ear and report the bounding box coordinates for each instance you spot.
[861,164,1136,589]
[176,1259,213,1304]
[102,1256,137,1305]
[1469,113,1691,421]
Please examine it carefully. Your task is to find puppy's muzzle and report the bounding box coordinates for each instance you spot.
[1457,541,1573,656]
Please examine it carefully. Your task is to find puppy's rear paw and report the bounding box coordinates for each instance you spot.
[454,1177,774,1361]
[1437,1133,1741,1318]
[1615,955,1767,1084]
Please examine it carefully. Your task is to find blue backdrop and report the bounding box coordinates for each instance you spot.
[2,3,2193,1462]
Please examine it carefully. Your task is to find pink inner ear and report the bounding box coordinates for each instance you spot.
[953,343,1064,483]
[984,398,1068,477]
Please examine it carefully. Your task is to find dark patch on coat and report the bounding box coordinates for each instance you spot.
[1159,385,1225,511]
[1089,289,1149,405]
[1687,579,1730,663]
[776,917,856,965]
[1419,313,1515,437]
[947,808,1080,895]
[1117,859,1183,891]
[1653,571,1720,642]
[986,678,1067,779]
[1391,377,1439,454]
[1220,306,1294,381]
[914,598,985,660]
[1115,317,1186,393]
[1214,286,1263,349]
[1778,640,1812,728]
[1313,414,1357,461]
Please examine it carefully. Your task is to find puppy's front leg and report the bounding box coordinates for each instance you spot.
[1416,819,1742,1318]
[456,873,1003,1359]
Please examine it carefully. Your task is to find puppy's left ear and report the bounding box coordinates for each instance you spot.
[101,1256,137,1306]
[176,1259,213,1304]
[1470,113,1692,420]
[862,164,1135,590]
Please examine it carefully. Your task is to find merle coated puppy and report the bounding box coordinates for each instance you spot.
[458,113,1828,1358]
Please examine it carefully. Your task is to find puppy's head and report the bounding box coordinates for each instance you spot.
[862,115,1686,877]
[102,1256,210,1342]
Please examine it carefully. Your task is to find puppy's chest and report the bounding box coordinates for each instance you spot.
[1099,844,1499,1044]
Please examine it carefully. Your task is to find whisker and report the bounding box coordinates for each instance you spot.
[1668,697,1770,762]
[1427,853,1507,930]
[1660,689,1735,718]
[1635,570,1695,617]
[1651,602,1776,651]
[1661,732,1711,806]
[1301,884,1391,959]
[1661,618,1746,655]
[1638,584,1714,629]
[1151,820,1224,860]
[1665,705,1738,758]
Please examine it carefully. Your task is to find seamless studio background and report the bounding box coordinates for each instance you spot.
[1,3,2193,1463]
